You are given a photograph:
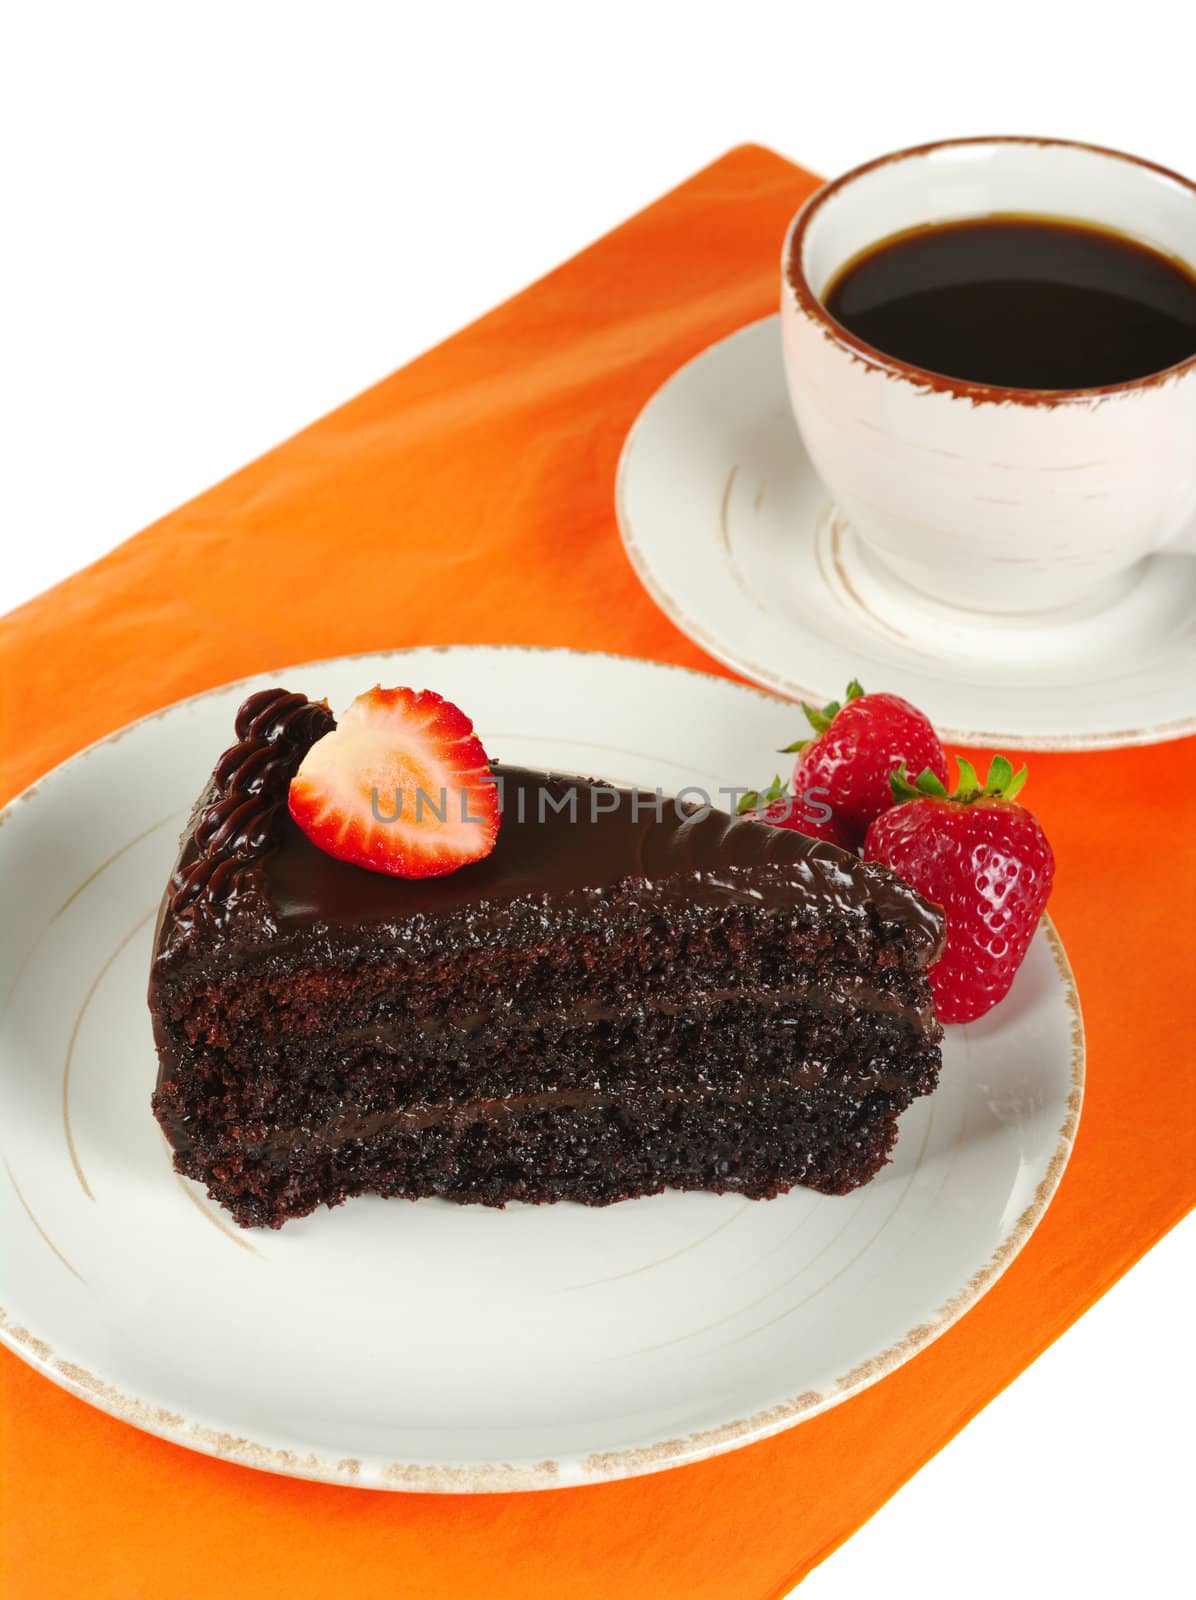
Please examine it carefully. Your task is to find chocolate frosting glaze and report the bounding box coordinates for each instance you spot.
[150,688,945,976]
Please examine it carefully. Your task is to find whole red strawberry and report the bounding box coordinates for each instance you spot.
[864,756,1054,1024]
[736,775,856,849]
[785,681,948,849]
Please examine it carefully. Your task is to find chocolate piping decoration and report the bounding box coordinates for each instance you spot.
[163,689,334,941]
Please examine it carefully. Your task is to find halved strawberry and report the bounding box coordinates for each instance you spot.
[288,686,499,879]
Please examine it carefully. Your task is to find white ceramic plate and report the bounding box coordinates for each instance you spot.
[0,646,1083,1491]
[616,316,1196,750]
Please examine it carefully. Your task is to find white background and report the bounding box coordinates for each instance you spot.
[2,3,1192,1595]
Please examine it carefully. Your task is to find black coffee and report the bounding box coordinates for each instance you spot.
[821,216,1196,389]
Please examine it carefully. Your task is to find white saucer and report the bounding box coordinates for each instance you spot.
[0,648,1082,1490]
[616,316,1196,750]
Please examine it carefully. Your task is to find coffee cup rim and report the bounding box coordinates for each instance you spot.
[782,134,1196,407]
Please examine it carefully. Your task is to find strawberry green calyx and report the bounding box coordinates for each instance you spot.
[737,774,789,815]
[889,765,948,802]
[779,679,866,753]
[889,754,1029,806]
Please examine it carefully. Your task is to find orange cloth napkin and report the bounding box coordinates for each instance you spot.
[1,145,1193,1600]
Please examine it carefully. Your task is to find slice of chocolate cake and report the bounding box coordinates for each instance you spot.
[149,688,945,1228]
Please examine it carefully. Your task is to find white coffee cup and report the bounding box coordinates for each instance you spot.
[781,137,1196,616]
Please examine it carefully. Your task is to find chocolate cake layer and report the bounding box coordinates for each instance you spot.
[149,688,946,1228]
[170,1082,911,1228]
